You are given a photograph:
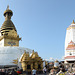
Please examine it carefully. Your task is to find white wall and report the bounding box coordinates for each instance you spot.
[0,39,4,47]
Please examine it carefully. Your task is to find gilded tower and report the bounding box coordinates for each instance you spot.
[0,6,21,47]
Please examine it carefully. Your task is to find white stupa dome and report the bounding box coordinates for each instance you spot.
[0,46,32,66]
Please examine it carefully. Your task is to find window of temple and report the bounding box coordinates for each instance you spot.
[27,65,31,69]
[38,64,41,69]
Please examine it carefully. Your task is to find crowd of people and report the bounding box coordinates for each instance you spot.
[43,63,75,75]
[49,67,75,75]
[0,63,75,75]
[31,62,75,75]
[0,68,22,75]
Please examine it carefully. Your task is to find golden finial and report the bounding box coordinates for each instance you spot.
[72,20,75,24]
[32,50,34,53]
[55,59,58,62]
[7,5,9,10]
[24,50,26,53]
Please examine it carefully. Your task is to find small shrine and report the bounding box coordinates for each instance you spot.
[20,50,43,73]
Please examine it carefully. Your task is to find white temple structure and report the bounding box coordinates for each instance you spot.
[65,20,75,63]
[0,6,32,67]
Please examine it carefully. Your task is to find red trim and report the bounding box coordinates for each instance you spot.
[69,40,74,45]
[65,56,75,59]
[66,41,75,50]
[66,47,75,50]
[69,25,75,27]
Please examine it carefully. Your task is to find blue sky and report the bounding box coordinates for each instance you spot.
[0,0,75,60]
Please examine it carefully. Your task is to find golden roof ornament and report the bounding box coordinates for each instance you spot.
[24,50,26,53]
[32,50,34,53]
[7,5,9,10]
[4,6,13,17]
[55,59,59,62]
[12,58,18,64]
[72,20,75,24]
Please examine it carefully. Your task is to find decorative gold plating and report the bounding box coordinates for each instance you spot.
[20,50,43,72]
[0,6,21,46]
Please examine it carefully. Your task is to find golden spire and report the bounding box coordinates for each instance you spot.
[24,50,26,54]
[7,5,9,10]
[0,6,17,35]
[72,20,75,24]
[32,50,34,53]
[4,5,13,17]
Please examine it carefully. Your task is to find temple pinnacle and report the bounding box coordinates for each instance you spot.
[72,20,75,24]
[7,5,9,10]
[1,6,17,35]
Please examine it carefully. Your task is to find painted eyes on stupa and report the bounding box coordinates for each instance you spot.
[8,42,16,46]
